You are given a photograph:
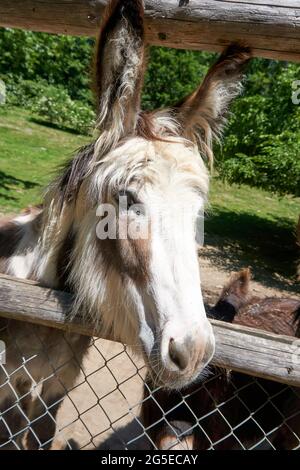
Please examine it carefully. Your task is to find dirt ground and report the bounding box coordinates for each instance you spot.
[201,242,299,299]
[50,244,300,450]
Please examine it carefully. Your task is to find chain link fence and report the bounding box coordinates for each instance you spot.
[0,323,300,451]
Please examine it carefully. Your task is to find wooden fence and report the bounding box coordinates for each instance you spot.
[1,274,299,387]
[0,1,299,61]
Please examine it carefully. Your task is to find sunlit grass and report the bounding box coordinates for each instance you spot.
[0,106,88,213]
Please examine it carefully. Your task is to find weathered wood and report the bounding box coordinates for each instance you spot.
[0,274,104,338]
[212,319,300,386]
[0,274,299,386]
[0,1,299,61]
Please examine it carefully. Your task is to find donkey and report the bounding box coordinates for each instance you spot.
[0,0,250,449]
[142,269,300,450]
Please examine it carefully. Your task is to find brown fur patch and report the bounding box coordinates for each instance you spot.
[158,427,195,450]
[94,0,145,133]
[175,44,251,161]
[99,234,150,285]
[96,192,151,284]
[177,44,251,122]
[236,298,300,336]
[55,143,95,209]
[56,230,76,292]
[209,268,251,322]
[210,268,300,336]
[295,307,300,338]
[0,217,23,273]
[136,111,178,143]
[0,206,42,275]
[142,361,300,450]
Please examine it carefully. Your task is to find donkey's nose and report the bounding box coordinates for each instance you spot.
[168,338,190,371]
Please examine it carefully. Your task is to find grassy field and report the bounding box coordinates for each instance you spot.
[205,178,299,289]
[0,106,299,286]
[0,106,88,213]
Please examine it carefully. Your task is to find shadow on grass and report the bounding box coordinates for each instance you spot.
[204,208,300,294]
[0,170,40,202]
[29,117,92,136]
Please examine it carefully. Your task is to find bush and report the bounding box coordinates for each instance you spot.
[0,29,94,102]
[143,47,214,109]
[215,59,300,196]
[3,76,49,107]
[30,86,95,135]
[221,131,300,196]
[2,76,95,134]
[1,28,300,196]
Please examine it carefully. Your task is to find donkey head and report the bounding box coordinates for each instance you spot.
[52,0,250,389]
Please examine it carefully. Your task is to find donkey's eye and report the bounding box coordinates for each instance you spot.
[116,189,138,211]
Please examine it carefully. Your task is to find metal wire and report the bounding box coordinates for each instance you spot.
[0,324,299,450]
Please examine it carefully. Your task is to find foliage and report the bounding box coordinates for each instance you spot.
[0,28,94,102]
[0,28,300,195]
[2,76,95,135]
[30,86,95,135]
[217,59,300,195]
[221,131,300,196]
[143,47,214,109]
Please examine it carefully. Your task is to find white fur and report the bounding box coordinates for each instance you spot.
[67,137,214,387]
[8,212,39,279]
[6,137,214,381]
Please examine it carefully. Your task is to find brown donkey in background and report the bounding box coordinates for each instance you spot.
[142,269,300,450]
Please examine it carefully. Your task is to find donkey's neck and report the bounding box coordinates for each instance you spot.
[33,199,76,289]
[3,203,75,293]
[1,209,41,280]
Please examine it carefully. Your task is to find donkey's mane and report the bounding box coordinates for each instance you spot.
[54,142,96,207]
[52,110,197,211]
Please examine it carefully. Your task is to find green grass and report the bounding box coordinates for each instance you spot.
[206,178,300,287]
[0,106,88,213]
[208,176,299,242]
[209,178,299,229]
[0,106,299,287]
[1,106,298,221]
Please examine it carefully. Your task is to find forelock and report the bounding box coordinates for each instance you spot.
[52,111,209,212]
[91,136,209,203]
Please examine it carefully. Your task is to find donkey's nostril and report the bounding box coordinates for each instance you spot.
[168,338,189,371]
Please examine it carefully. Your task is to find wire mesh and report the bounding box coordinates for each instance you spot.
[0,322,299,451]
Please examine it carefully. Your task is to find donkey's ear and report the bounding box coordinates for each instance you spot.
[94,0,145,141]
[175,44,251,160]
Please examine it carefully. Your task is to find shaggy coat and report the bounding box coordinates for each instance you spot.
[0,0,250,449]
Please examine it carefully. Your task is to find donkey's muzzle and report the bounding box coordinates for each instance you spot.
[168,338,190,371]
[153,323,215,389]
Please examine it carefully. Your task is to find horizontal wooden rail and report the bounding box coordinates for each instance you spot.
[0,274,299,387]
[0,1,299,61]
